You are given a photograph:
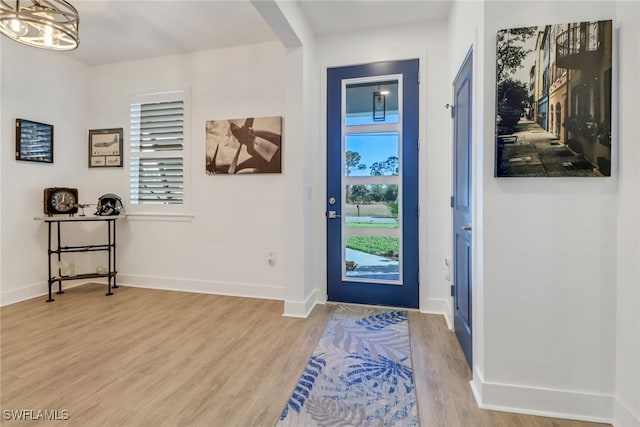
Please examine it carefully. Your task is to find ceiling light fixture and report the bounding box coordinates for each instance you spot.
[0,0,79,51]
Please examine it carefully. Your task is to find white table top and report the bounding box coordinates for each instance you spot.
[34,215,123,222]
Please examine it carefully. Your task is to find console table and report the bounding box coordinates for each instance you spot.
[34,216,121,302]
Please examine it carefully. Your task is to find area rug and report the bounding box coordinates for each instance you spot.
[276,304,419,426]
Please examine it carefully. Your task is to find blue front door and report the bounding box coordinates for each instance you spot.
[327,60,419,308]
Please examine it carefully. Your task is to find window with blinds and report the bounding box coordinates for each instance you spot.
[129,93,186,207]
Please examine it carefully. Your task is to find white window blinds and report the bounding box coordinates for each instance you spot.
[130,96,185,205]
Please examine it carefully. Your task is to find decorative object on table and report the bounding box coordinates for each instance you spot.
[43,187,78,216]
[16,118,53,163]
[56,260,75,277]
[495,20,612,177]
[95,194,123,216]
[277,304,418,426]
[76,203,92,216]
[206,116,282,174]
[0,0,79,51]
[88,128,123,168]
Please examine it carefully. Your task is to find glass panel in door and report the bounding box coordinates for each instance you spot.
[342,77,402,283]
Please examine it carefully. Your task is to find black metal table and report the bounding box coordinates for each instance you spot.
[35,216,120,302]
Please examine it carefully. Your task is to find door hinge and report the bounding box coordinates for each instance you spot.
[450,284,455,297]
[417,205,420,217]
[450,105,455,118]
[417,271,420,283]
[417,71,420,84]
[417,138,420,151]
[450,196,455,208]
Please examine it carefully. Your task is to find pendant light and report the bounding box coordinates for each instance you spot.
[373,84,389,122]
[0,0,79,51]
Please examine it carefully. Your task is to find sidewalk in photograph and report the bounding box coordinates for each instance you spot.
[497,119,598,177]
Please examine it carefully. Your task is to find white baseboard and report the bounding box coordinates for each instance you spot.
[470,368,614,424]
[420,297,453,330]
[283,288,323,318]
[1,280,89,306]
[614,397,640,427]
[118,274,284,301]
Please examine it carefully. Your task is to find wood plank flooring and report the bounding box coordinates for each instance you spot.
[1,285,610,426]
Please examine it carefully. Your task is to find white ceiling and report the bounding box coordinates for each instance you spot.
[64,1,279,66]
[61,1,453,66]
[298,0,452,37]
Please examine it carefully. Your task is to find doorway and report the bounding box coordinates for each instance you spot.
[326,60,419,308]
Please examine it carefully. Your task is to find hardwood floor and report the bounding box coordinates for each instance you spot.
[1,285,610,426]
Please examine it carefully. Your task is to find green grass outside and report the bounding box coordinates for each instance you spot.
[345,222,398,228]
[345,236,399,258]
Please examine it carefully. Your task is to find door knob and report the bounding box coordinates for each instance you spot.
[462,224,472,231]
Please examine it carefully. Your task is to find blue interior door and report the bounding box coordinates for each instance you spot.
[452,50,473,368]
[327,60,419,308]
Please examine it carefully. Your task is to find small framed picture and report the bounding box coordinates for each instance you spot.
[89,128,123,168]
[16,118,54,163]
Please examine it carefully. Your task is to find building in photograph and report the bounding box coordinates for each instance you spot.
[556,20,613,175]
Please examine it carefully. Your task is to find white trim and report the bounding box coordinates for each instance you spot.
[283,288,323,318]
[339,73,404,287]
[125,212,194,222]
[420,297,453,330]
[613,396,640,427]
[0,280,92,306]
[470,372,615,425]
[118,274,284,301]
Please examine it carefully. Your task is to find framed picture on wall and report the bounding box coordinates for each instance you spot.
[205,116,282,174]
[495,20,613,177]
[89,128,123,168]
[15,118,54,163]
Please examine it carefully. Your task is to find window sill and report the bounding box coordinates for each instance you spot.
[125,212,194,222]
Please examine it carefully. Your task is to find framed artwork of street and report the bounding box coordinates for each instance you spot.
[495,20,613,177]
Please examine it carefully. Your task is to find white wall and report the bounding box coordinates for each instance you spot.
[84,42,288,300]
[447,0,486,386]
[0,40,90,304]
[475,1,626,423]
[614,3,640,426]
[263,0,321,317]
[315,21,453,319]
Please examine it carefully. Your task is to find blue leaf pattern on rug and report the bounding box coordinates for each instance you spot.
[344,350,414,391]
[279,355,326,420]
[355,310,408,331]
[276,305,419,426]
